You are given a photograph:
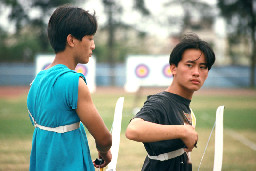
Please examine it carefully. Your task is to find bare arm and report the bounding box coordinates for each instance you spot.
[76,78,112,167]
[125,118,198,152]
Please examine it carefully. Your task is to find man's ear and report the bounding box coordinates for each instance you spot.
[66,34,75,47]
[170,64,177,76]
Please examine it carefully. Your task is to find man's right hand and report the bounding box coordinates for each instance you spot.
[93,150,112,168]
[182,125,198,152]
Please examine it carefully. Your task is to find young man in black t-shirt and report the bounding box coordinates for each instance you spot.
[126,33,215,171]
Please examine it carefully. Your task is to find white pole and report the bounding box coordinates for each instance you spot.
[107,97,124,171]
[213,106,225,171]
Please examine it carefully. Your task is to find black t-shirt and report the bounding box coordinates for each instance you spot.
[134,91,192,171]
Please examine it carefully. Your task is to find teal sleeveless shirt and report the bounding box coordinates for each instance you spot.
[27,64,94,171]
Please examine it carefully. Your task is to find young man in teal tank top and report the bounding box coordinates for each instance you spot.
[27,5,112,170]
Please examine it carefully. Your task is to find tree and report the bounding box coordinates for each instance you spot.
[0,0,216,65]
[30,0,82,51]
[164,0,215,36]
[0,0,81,57]
[217,0,256,88]
[98,0,150,85]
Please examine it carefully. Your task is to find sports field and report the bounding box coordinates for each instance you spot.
[0,86,256,170]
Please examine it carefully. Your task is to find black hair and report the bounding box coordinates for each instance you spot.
[47,4,98,53]
[169,33,215,70]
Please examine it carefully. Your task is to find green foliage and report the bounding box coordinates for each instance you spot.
[93,30,149,62]
[0,0,79,62]
[92,43,108,62]
[133,0,150,16]
[217,0,256,87]
[0,0,152,63]
[217,0,254,58]
[0,32,54,62]
[217,0,254,33]
[164,0,214,33]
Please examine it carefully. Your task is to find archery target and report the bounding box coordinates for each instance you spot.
[42,63,51,70]
[75,64,88,76]
[35,54,96,92]
[135,64,149,78]
[163,64,173,78]
[125,55,173,92]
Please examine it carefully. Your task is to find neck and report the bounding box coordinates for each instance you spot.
[49,51,77,70]
[166,84,194,100]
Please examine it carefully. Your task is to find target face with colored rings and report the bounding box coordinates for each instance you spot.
[163,64,173,78]
[75,64,88,76]
[42,63,51,70]
[135,64,149,78]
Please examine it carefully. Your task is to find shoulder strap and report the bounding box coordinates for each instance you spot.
[190,108,196,127]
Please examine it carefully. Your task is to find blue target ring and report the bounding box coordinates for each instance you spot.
[42,63,51,70]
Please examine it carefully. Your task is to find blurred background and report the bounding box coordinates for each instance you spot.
[0,1,256,170]
[0,0,255,88]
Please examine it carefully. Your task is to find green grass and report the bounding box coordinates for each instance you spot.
[0,88,256,170]
[191,95,256,130]
[0,98,34,140]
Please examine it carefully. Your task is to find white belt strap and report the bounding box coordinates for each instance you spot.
[35,122,80,133]
[28,110,80,133]
[148,148,185,161]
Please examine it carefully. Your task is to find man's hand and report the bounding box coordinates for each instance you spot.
[182,125,198,152]
[93,150,112,168]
